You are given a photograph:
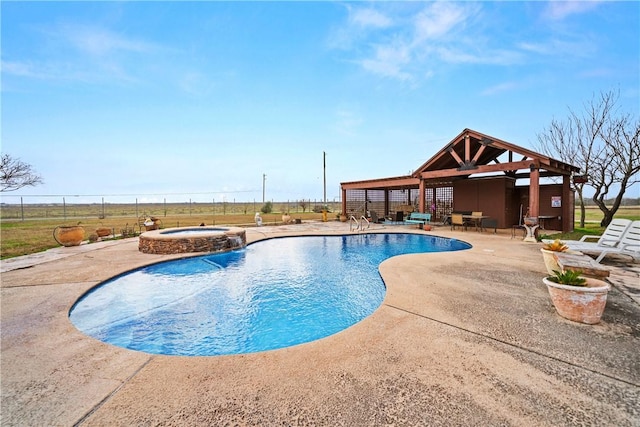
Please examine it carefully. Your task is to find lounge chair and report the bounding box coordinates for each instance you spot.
[542,218,631,252]
[587,220,640,263]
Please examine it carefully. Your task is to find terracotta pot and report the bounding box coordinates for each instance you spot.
[95,227,111,237]
[53,225,85,247]
[340,214,348,222]
[543,276,610,324]
[540,248,562,275]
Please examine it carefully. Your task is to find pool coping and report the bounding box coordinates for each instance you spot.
[2,221,639,425]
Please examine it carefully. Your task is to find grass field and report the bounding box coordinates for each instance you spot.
[1,204,639,260]
[1,201,334,259]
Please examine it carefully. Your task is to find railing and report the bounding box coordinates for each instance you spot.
[349,215,370,232]
[349,215,359,232]
[360,215,370,231]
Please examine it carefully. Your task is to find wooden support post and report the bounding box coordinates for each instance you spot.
[529,162,540,218]
[562,175,573,232]
[464,134,471,163]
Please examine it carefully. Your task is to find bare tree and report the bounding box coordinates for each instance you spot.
[591,112,640,226]
[298,199,308,213]
[0,154,44,192]
[537,90,638,227]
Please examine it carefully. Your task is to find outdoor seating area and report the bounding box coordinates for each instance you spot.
[341,129,579,234]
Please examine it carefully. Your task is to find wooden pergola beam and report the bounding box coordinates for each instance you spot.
[341,177,419,190]
[419,160,533,179]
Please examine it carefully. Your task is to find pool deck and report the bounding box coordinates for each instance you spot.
[2,221,639,426]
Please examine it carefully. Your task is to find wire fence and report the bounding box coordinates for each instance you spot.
[0,195,342,221]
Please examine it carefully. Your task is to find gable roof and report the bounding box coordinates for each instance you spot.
[340,128,580,190]
[412,128,579,180]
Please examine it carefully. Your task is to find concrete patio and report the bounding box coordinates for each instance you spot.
[1,221,639,426]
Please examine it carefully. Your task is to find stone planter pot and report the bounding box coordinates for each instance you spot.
[540,248,563,275]
[282,214,291,224]
[543,276,610,324]
[53,225,85,247]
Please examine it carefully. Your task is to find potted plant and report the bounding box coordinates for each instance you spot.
[543,269,610,324]
[282,211,291,224]
[540,239,568,275]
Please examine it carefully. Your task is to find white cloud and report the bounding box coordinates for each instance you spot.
[414,2,469,42]
[331,2,484,83]
[1,59,118,83]
[359,41,413,81]
[56,24,160,57]
[481,81,518,96]
[517,36,597,59]
[178,71,214,96]
[435,46,520,66]
[332,1,614,85]
[350,8,392,29]
[3,23,171,85]
[1,61,42,78]
[333,107,364,136]
[543,1,602,21]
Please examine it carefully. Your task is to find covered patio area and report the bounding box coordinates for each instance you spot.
[341,128,580,232]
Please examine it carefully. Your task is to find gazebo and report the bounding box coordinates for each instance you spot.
[340,128,580,232]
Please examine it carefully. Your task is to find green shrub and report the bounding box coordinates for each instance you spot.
[548,269,587,287]
[261,201,273,214]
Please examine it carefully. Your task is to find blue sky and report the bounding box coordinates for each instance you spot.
[2,1,639,204]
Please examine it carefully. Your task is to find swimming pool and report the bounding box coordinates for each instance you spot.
[70,233,471,356]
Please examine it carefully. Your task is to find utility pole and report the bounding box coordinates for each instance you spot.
[323,151,327,206]
[262,173,266,203]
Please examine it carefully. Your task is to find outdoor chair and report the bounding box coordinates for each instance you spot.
[468,211,484,230]
[451,213,467,231]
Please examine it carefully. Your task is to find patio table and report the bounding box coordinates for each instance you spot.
[462,215,489,231]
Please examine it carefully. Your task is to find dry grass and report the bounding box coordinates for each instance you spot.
[1,210,326,259]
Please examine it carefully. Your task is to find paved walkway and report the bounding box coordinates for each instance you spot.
[1,222,639,426]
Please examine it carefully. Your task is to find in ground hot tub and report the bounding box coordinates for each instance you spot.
[138,226,246,254]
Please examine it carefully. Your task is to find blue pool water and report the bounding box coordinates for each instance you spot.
[70,233,470,356]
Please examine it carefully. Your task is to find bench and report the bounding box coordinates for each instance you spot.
[481,218,498,233]
[553,252,610,279]
[404,212,431,228]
